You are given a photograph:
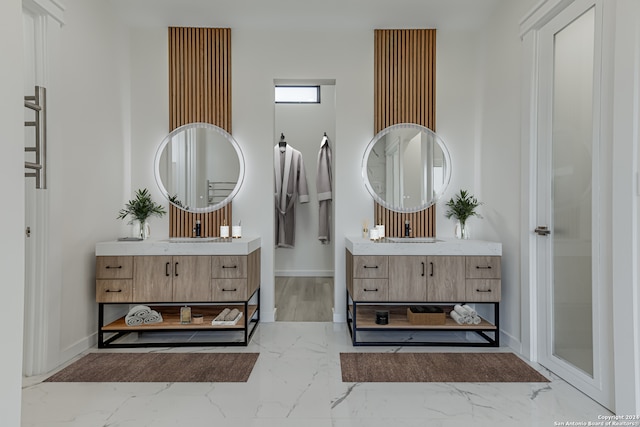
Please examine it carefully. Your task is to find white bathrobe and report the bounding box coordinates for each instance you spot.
[274,144,309,248]
[316,136,332,244]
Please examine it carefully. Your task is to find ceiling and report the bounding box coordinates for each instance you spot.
[109,0,502,31]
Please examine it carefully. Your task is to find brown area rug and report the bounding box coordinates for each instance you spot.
[45,352,259,383]
[340,352,549,383]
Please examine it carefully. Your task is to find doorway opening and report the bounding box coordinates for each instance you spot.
[273,80,336,322]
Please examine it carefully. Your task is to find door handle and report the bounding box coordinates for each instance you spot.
[534,226,551,236]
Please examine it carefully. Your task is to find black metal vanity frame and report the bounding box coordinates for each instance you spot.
[97,288,260,348]
[346,289,500,347]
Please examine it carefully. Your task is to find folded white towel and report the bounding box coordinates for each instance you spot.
[143,310,163,324]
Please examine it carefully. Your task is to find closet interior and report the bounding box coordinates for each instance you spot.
[274,82,336,321]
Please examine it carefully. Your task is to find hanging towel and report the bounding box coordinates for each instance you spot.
[316,135,333,244]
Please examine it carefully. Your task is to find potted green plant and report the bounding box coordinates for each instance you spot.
[444,189,483,239]
[117,188,166,239]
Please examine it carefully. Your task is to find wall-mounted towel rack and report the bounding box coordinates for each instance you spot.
[24,86,47,189]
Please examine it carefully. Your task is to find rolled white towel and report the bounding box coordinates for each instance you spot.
[450,310,465,325]
[214,308,231,322]
[125,314,144,326]
[470,315,482,325]
[461,304,477,317]
[225,308,240,321]
[453,305,472,324]
[143,310,163,324]
[128,305,152,319]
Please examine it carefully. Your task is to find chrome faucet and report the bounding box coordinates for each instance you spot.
[404,220,411,237]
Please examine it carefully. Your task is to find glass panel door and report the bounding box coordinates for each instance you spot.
[551,6,595,376]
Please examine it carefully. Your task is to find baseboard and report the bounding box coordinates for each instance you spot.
[262,308,276,322]
[333,308,346,323]
[54,332,97,372]
[500,329,522,353]
[275,270,334,277]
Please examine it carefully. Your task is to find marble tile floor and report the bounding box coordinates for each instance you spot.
[21,322,611,427]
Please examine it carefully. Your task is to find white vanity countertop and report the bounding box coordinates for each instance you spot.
[96,236,261,256]
[345,236,502,256]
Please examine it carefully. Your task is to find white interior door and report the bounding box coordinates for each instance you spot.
[535,0,612,408]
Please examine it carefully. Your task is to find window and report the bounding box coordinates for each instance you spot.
[275,86,320,103]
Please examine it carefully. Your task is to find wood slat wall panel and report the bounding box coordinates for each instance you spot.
[374,29,437,238]
[168,27,233,237]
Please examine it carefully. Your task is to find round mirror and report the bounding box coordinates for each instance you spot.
[154,122,245,213]
[362,123,451,213]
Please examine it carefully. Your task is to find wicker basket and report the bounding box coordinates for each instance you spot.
[407,306,446,325]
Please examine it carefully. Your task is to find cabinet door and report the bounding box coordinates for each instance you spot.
[389,256,426,301]
[133,256,173,302]
[426,256,466,301]
[173,256,211,302]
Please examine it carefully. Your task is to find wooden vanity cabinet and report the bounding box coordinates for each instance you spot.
[95,240,261,348]
[133,255,211,302]
[346,244,502,347]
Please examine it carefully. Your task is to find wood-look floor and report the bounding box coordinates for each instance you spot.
[275,276,334,322]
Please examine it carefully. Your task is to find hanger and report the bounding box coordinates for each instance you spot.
[279,133,287,148]
[321,132,329,146]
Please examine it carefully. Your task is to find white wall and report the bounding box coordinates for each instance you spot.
[476,0,538,350]
[0,0,25,424]
[612,0,640,414]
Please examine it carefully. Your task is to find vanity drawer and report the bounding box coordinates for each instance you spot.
[96,279,133,303]
[96,256,133,279]
[352,279,389,301]
[465,256,501,279]
[465,279,501,302]
[212,256,247,279]
[352,256,388,279]
[212,279,247,301]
